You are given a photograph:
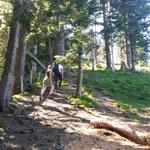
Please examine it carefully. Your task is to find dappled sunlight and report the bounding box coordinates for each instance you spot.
[64,128,149,150]
[0,0,150,149]
[1,85,150,149]
[0,68,149,149]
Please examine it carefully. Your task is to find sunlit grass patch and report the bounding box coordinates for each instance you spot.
[12,94,24,101]
[12,92,30,101]
[62,80,69,88]
[82,86,93,95]
[67,95,97,109]
[31,81,42,88]
[113,99,138,112]
[67,85,97,109]
[83,69,150,112]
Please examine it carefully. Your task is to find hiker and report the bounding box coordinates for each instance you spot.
[53,62,64,89]
[40,65,54,100]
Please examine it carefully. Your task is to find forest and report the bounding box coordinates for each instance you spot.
[0,0,150,149]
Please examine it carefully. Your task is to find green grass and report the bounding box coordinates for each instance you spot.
[83,69,150,112]
[67,95,97,109]
[12,92,30,101]
[31,81,42,88]
[62,80,69,88]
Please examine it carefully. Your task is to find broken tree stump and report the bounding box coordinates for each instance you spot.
[120,61,128,72]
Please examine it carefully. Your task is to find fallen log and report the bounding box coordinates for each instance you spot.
[90,120,150,146]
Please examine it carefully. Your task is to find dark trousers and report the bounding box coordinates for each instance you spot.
[54,72,62,89]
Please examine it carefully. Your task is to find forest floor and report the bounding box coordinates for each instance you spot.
[0,74,150,150]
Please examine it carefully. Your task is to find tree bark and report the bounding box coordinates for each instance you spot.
[33,39,38,73]
[52,31,65,56]
[91,48,96,71]
[30,39,38,84]
[46,37,53,65]
[0,0,31,112]
[91,120,150,146]
[102,1,112,69]
[76,48,83,98]
[26,52,46,70]
[13,24,28,94]
[0,20,21,112]
[125,31,131,69]
[110,35,115,70]
[129,34,136,72]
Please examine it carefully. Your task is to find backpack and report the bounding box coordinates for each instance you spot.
[53,64,59,74]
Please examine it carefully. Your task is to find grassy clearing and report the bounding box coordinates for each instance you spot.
[83,69,150,112]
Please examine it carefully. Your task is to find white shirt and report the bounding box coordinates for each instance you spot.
[58,64,63,73]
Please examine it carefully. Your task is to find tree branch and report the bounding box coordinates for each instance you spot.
[26,52,46,70]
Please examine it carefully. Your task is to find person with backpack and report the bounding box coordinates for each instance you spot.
[53,62,64,89]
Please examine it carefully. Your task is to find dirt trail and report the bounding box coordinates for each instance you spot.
[0,83,150,149]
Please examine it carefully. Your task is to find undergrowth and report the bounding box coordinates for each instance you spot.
[67,95,97,109]
[12,92,30,101]
[67,85,97,109]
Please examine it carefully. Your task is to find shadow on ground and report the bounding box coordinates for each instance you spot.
[0,92,149,150]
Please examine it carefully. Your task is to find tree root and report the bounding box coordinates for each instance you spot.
[90,120,150,146]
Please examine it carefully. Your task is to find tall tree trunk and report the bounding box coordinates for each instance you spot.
[130,35,136,72]
[13,24,28,94]
[110,26,114,70]
[45,38,49,66]
[53,32,65,56]
[53,12,65,57]
[46,37,53,65]
[0,0,31,112]
[102,1,112,69]
[0,20,21,112]
[110,40,115,70]
[30,39,37,84]
[48,37,53,64]
[91,48,96,71]
[125,31,131,69]
[76,48,83,98]
[124,11,132,69]
[33,39,38,72]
